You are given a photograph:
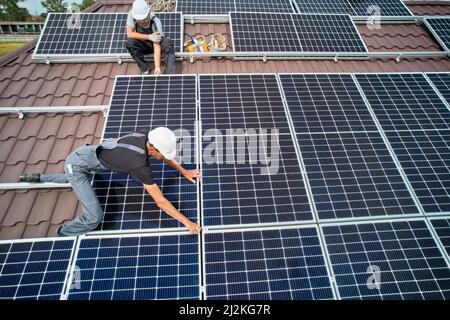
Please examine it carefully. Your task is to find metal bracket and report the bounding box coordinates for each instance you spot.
[334,54,339,63]
[17,110,24,119]
[395,54,402,63]
[190,54,194,63]
[102,108,108,117]
[45,56,50,65]
[117,56,122,64]
[262,53,267,63]
[190,17,194,25]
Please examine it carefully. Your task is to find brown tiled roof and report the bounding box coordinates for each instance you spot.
[0,0,449,240]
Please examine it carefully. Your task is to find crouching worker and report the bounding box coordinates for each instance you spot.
[126,0,176,75]
[19,127,201,236]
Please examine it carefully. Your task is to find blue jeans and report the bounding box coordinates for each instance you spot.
[40,145,106,236]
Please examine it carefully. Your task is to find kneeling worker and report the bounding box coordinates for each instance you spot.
[20,127,202,236]
[126,0,176,75]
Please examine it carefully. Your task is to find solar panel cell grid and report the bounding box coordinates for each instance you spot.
[0,240,74,300]
[430,219,450,257]
[425,18,450,51]
[298,131,419,220]
[200,74,292,134]
[279,74,378,133]
[355,73,450,132]
[385,129,450,214]
[234,0,294,13]
[323,220,450,300]
[204,227,334,300]
[426,73,450,105]
[201,133,313,226]
[176,0,235,15]
[95,75,198,232]
[67,235,199,300]
[231,12,303,53]
[291,14,367,52]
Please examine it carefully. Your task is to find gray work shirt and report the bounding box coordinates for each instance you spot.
[126,10,164,36]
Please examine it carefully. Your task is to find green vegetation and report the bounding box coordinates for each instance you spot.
[0,42,26,57]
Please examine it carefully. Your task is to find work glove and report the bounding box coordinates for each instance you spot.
[148,32,162,43]
[154,68,161,76]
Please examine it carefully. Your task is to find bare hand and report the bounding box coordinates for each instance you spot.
[185,221,202,234]
[183,169,201,184]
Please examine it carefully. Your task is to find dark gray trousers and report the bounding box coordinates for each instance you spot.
[126,37,176,74]
[40,145,106,237]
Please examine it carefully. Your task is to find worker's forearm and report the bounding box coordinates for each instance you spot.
[154,43,161,69]
[158,198,190,225]
[127,31,150,42]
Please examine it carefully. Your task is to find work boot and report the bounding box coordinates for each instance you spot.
[19,173,41,183]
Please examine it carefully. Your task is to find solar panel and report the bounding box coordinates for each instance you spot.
[348,0,412,16]
[294,0,355,15]
[66,234,199,300]
[94,75,198,232]
[0,239,75,300]
[199,74,292,134]
[279,74,378,133]
[293,0,412,16]
[176,0,235,15]
[33,13,182,61]
[430,218,450,257]
[384,130,450,214]
[298,131,419,220]
[35,13,126,55]
[355,73,450,131]
[204,227,335,299]
[425,18,450,51]
[234,0,295,13]
[230,12,367,53]
[230,12,304,53]
[291,14,368,52]
[176,0,294,15]
[425,73,450,105]
[323,219,450,299]
[202,133,313,226]
[199,74,312,226]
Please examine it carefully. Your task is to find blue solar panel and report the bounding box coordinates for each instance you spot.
[293,0,412,16]
[0,239,74,300]
[322,219,450,300]
[279,74,378,133]
[94,75,198,232]
[104,75,197,139]
[425,18,450,51]
[67,234,199,300]
[199,74,292,134]
[291,14,367,53]
[204,227,335,299]
[430,218,450,257]
[298,131,419,220]
[384,130,450,214]
[230,12,367,53]
[176,0,236,15]
[202,133,313,226]
[355,73,450,131]
[426,73,450,105]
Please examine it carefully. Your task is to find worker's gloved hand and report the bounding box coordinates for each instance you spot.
[148,32,162,43]
[154,68,161,76]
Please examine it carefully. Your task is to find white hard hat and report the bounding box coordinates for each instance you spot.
[147,127,177,160]
[132,0,150,20]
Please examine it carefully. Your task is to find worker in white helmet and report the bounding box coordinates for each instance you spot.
[125,0,176,75]
[19,128,202,236]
